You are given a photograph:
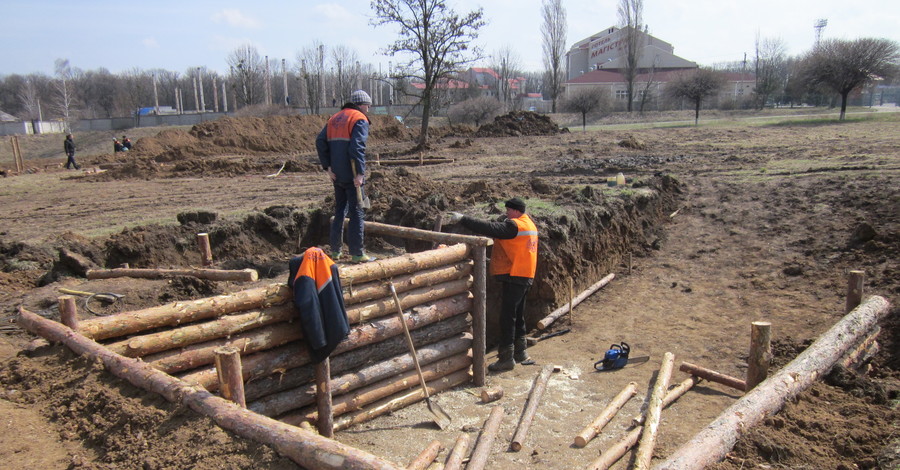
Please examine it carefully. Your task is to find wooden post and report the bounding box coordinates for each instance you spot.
[472,245,487,386]
[480,386,503,403]
[467,405,504,470]
[679,362,747,392]
[406,440,442,470]
[634,352,675,470]
[443,433,470,470]
[58,295,78,330]
[315,358,334,438]
[568,278,575,325]
[845,270,864,314]
[197,233,213,266]
[574,381,637,448]
[746,321,772,390]
[510,364,554,452]
[214,346,246,408]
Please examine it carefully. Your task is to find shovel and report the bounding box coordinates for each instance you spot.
[351,160,372,209]
[389,282,452,430]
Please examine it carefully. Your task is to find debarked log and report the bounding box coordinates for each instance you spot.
[249,333,473,417]
[467,405,505,470]
[331,369,472,432]
[339,243,472,285]
[283,352,472,425]
[347,277,472,324]
[87,267,258,282]
[536,274,615,330]
[243,316,472,402]
[147,323,302,374]
[182,295,474,391]
[442,433,470,470]
[405,440,444,470]
[344,262,472,306]
[510,364,555,452]
[16,308,401,470]
[105,304,296,357]
[678,362,746,392]
[574,381,637,448]
[78,283,292,340]
[655,296,891,470]
[362,222,492,249]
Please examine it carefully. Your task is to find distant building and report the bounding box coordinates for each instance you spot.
[566,26,696,80]
[0,109,17,122]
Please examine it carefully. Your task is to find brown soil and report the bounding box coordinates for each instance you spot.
[0,111,898,469]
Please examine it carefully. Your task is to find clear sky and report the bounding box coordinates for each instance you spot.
[1,0,897,77]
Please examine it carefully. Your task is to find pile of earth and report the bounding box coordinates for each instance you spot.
[475,111,567,137]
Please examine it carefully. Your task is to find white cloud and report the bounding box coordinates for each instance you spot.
[142,37,159,49]
[314,3,351,21]
[212,9,261,29]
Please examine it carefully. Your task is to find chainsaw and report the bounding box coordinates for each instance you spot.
[594,342,650,372]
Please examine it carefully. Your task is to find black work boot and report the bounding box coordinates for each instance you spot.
[488,345,515,372]
[513,337,531,363]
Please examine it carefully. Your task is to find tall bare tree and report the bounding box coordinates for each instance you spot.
[800,37,899,120]
[617,0,644,112]
[372,0,485,147]
[541,0,566,113]
[667,68,725,125]
[296,41,326,114]
[53,58,78,126]
[754,35,787,109]
[331,45,361,105]
[226,45,266,107]
[491,45,521,105]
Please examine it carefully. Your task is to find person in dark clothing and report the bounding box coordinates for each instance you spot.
[121,135,132,150]
[113,138,124,152]
[446,197,539,372]
[316,90,375,263]
[63,134,80,169]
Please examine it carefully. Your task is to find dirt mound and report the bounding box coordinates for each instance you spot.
[475,111,564,137]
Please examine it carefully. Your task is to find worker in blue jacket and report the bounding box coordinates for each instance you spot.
[316,90,374,263]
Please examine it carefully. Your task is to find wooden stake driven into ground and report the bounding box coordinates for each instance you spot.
[536,274,615,330]
[58,295,78,329]
[87,267,258,282]
[655,295,891,470]
[746,321,772,390]
[315,359,334,438]
[214,346,246,408]
[510,364,556,452]
[197,233,213,266]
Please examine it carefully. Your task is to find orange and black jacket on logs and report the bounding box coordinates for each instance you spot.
[491,214,538,279]
[288,248,350,363]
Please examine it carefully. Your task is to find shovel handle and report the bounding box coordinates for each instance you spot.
[389,282,431,400]
[350,160,367,206]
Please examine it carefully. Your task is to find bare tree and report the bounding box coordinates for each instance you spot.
[227,45,266,107]
[754,35,787,109]
[78,68,118,118]
[541,0,566,113]
[447,96,502,126]
[800,37,899,120]
[667,68,725,125]
[617,0,644,112]
[491,45,521,105]
[562,87,610,131]
[372,0,485,147]
[296,41,326,114]
[331,45,361,105]
[53,58,78,125]
[17,75,47,120]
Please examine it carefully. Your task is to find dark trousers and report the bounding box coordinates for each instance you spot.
[499,281,530,347]
[330,181,364,256]
[65,153,79,169]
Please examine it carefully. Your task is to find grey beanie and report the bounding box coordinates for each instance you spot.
[350,90,372,106]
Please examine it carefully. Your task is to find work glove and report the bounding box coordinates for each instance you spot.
[446,212,464,225]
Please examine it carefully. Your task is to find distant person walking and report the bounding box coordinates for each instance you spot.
[63,133,80,170]
[316,89,374,263]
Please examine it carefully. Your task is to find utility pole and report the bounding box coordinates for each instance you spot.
[282,58,289,106]
[222,81,228,113]
[212,76,219,113]
[265,56,271,105]
[318,44,325,108]
[152,73,160,115]
[192,77,199,111]
[198,67,206,112]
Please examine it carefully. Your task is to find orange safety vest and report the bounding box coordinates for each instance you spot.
[491,214,538,278]
[326,108,368,142]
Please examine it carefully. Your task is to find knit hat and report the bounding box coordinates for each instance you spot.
[505,197,526,212]
[350,90,372,106]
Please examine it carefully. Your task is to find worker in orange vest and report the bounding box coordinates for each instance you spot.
[446,197,538,372]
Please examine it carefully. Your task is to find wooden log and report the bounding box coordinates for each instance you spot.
[343,262,472,306]
[331,369,471,432]
[78,283,291,340]
[510,364,555,452]
[346,277,472,324]
[250,333,472,417]
[147,323,302,374]
[588,377,700,470]
[315,359,334,438]
[634,352,675,470]
[244,317,471,402]
[467,405,504,470]
[678,362,746,392]
[656,295,891,470]
[480,386,503,403]
[215,346,246,408]
[472,245,487,386]
[16,307,401,470]
[285,353,472,424]
[746,321,772,390]
[197,232,213,266]
[339,243,472,285]
[87,267,258,282]
[837,326,880,370]
[536,274,615,330]
[845,270,864,314]
[574,381,637,448]
[376,158,454,166]
[362,222,492,248]
[406,440,443,470]
[182,297,472,391]
[443,433,470,470]
[106,304,296,357]
[59,295,78,329]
